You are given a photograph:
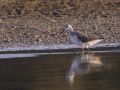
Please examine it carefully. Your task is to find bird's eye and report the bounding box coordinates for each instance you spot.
[65,25,68,28]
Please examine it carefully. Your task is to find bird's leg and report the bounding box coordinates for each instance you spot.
[86,46,93,54]
[82,46,84,54]
[77,46,84,54]
[86,46,90,52]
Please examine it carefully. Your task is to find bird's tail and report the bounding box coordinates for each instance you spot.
[87,39,103,46]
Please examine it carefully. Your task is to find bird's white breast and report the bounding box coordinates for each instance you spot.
[69,34,82,46]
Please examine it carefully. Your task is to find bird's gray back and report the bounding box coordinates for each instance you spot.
[70,31,94,42]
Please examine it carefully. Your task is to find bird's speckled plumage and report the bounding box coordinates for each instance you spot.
[70,31,88,42]
[62,24,103,52]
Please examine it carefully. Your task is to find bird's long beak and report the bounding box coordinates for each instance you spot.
[61,28,65,33]
[59,28,65,35]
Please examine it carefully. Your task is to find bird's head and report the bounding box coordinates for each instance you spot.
[62,24,73,33]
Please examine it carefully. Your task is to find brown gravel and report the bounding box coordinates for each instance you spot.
[0,0,120,47]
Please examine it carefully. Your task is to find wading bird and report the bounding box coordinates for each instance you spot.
[62,24,103,53]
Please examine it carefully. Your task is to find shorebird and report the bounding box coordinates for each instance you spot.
[62,24,103,53]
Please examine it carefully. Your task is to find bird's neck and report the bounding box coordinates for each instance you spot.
[68,28,74,33]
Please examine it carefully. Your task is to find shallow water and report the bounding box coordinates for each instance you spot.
[0,50,120,90]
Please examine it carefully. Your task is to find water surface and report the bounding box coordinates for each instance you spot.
[0,50,120,90]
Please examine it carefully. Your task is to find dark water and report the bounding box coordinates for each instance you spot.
[0,50,120,90]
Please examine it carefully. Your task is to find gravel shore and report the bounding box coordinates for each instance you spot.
[0,0,120,48]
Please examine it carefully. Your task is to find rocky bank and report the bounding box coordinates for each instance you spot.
[0,0,120,48]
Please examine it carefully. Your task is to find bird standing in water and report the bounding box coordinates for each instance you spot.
[62,24,103,53]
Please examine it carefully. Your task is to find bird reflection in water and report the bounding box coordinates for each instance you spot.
[66,53,103,85]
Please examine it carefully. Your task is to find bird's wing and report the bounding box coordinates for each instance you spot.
[75,32,88,42]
